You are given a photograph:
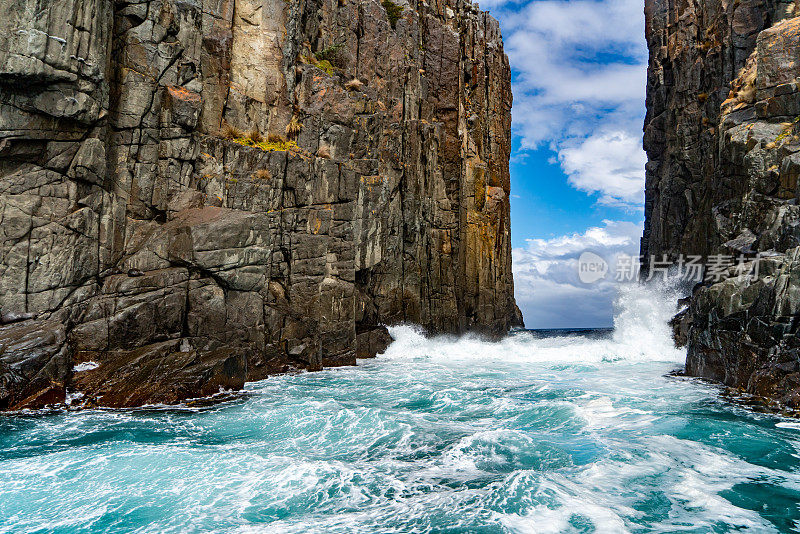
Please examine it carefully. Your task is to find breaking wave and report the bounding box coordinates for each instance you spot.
[1,283,799,533]
[383,281,685,366]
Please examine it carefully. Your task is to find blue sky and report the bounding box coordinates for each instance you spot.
[482,0,648,328]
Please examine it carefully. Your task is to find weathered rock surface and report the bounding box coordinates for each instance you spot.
[72,340,246,408]
[0,0,521,409]
[644,0,800,409]
[0,320,71,410]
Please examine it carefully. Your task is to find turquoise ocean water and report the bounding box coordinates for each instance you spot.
[2,286,800,533]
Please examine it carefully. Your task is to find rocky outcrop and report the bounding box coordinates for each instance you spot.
[644,0,800,409]
[0,0,521,409]
[0,319,71,410]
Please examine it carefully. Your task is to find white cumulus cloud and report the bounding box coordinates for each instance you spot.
[488,0,648,207]
[558,130,647,206]
[513,220,642,328]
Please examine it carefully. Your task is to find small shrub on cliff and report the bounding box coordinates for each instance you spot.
[315,59,336,76]
[220,121,243,140]
[268,133,287,144]
[736,68,757,104]
[301,52,318,65]
[247,128,263,144]
[382,0,403,28]
[314,44,344,64]
[286,116,302,140]
[776,116,800,144]
[253,169,271,181]
[345,78,364,91]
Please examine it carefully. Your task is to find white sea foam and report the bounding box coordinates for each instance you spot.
[381,281,686,366]
[72,361,99,372]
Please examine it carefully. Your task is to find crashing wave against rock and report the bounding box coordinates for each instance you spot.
[643,0,800,410]
[0,0,522,410]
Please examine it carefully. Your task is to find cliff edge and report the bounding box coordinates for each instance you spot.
[0,0,522,410]
[644,0,800,409]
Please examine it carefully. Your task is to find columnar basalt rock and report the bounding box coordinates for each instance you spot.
[0,0,522,409]
[644,0,800,409]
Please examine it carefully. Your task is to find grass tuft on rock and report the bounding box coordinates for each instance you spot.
[314,44,344,63]
[247,128,263,144]
[775,116,800,144]
[252,169,271,180]
[382,0,403,28]
[286,116,302,140]
[345,78,364,91]
[315,59,336,76]
[220,121,243,140]
[231,135,297,152]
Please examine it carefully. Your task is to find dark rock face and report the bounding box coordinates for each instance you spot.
[0,0,521,409]
[0,320,71,410]
[644,0,800,408]
[72,341,246,408]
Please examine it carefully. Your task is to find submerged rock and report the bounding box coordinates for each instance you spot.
[0,0,521,409]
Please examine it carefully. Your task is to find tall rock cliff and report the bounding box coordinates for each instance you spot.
[0,0,521,410]
[644,0,800,409]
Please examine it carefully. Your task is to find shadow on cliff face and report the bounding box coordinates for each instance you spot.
[0,0,521,410]
[643,2,800,410]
